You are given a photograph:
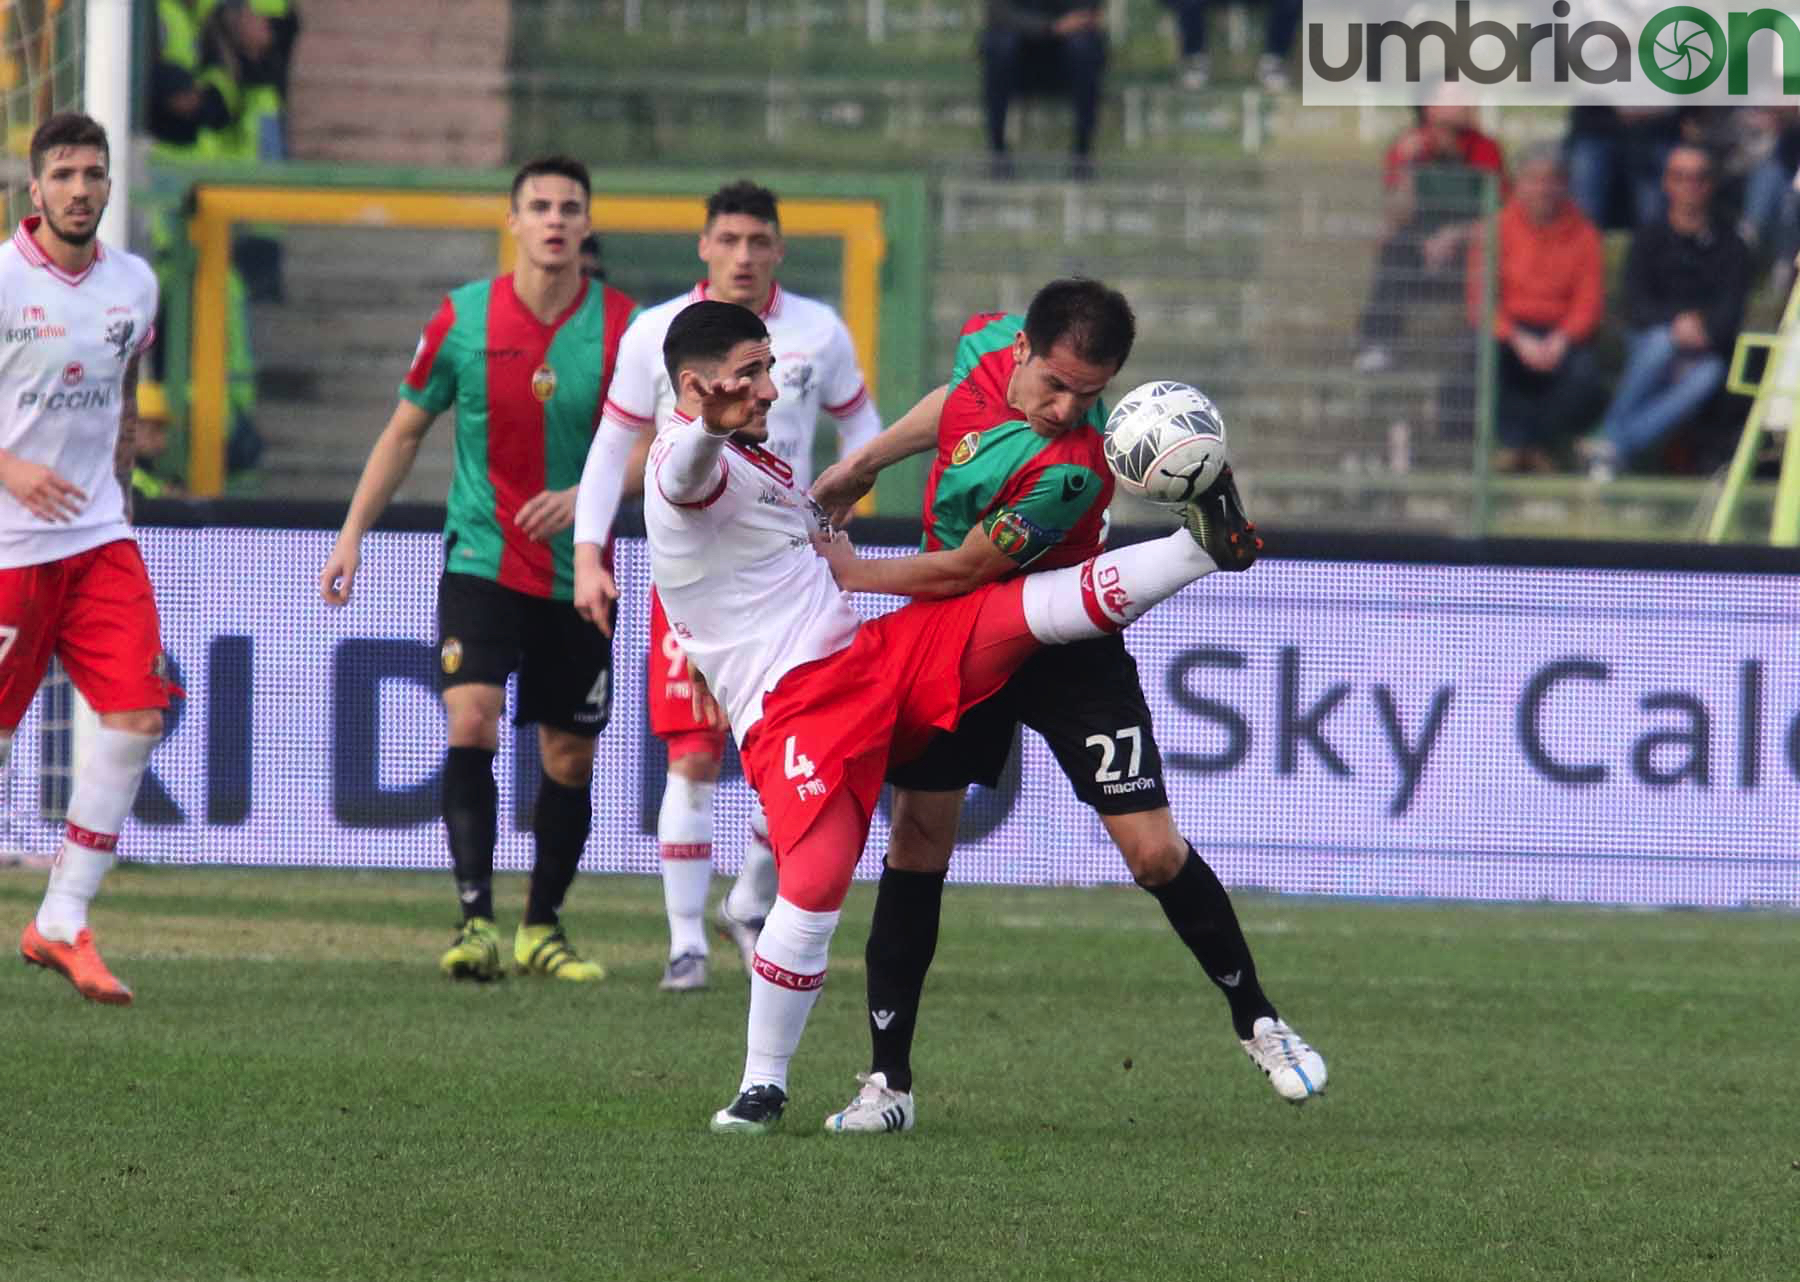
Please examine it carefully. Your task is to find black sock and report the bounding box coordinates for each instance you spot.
[864,864,948,1094]
[525,774,592,927]
[1146,845,1278,1040]
[443,747,497,922]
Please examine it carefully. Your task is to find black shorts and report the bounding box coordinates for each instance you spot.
[886,632,1167,815]
[435,571,614,737]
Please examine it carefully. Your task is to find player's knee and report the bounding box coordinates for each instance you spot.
[778,861,855,914]
[538,729,595,787]
[886,792,958,874]
[1118,829,1187,888]
[102,708,163,738]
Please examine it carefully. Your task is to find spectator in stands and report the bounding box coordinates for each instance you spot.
[1583,144,1752,483]
[981,1,1107,181]
[1354,93,1505,375]
[1164,0,1302,93]
[148,0,240,157]
[1465,144,1605,474]
[131,382,187,502]
[1562,106,1684,231]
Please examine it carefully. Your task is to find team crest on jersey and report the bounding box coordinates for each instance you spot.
[440,638,463,675]
[61,362,82,386]
[779,359,816,399]
[531,364,557,402]
[951,431,982,466]
[104,319,135,362]
[987,510,1038,558]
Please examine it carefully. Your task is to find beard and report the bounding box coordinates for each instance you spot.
[41,204,99,248]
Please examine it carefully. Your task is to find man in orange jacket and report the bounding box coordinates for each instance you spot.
[1466,143,1607,473]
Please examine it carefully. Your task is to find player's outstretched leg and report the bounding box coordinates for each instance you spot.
[715,800,776,974]
[657,762,714,992]
[22,725,157,1005]
[1017,468,1257,648]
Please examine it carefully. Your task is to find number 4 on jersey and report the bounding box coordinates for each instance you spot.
[783,736,816,780]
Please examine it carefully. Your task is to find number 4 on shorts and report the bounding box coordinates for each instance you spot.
[783,735,815,780]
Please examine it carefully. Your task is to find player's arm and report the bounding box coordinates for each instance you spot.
[115,353,141,522]
[810,384,949,527]
[571,417,645,633]
[815,520,1017,599]
[319,399,436,605]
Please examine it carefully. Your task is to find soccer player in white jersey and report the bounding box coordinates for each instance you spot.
[0,114,166,1005]
[573,181,882,993]
[608,299,1260,1133]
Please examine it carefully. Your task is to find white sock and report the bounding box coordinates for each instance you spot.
[37,727,156,942]
[659,774,715,959]
[741,896,839,1092]
[1022,528,1217,643]
[726,801,778,922]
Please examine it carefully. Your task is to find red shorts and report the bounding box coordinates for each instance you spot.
[647,588,727,761]
[0,539,172,730]
[739,581,1022,866]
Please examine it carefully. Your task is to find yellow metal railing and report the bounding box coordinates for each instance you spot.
[187,185,886,495]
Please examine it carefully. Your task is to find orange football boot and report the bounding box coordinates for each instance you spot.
[20,922,134,1005]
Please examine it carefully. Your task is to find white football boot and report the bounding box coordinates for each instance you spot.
[658,950,707,992]
[1240,1016,1327,1103]
[713,898,763,974]
[823,1071,916,1134]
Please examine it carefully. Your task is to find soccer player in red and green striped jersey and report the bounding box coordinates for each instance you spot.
[812,279,1322,1133]
[320,156,638,984]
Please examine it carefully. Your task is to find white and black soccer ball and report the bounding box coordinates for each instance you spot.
[1102,380,1229,507]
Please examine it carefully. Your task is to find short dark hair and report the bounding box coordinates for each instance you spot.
[511,154,590,205]
[663,300,770,387]
[1023,278,1136,372]
[30,112,109,178]
[705,180,779,230]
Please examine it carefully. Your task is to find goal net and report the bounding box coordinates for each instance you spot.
[0,0,84,864]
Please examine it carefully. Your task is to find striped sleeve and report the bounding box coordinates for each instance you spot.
[399,295,458,414]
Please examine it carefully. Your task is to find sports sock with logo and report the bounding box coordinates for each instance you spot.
[525,773,593,927]
[741,896,839,1092]
[863,863,947,1094]
[658,773,715,957]
[443,746,497,922]
[1022,528,1218,643]
[725,801,779,922]
[37,727,156,942]
[1146,845,1277,1039]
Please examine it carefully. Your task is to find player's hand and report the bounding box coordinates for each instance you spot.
[810,460,874,529]
[811,529,859,587]
[573,551,618,635]
[515,487,576,542]
[696,375,762,435]
[319,540,360,606]
[690,667,727,732]
[1,457,86,523]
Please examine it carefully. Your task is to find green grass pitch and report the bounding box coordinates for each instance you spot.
[1,864,1794,1281]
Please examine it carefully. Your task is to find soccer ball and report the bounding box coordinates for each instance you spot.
[1102,381,1229,507]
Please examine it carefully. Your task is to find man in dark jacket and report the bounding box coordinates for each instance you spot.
[1586,144,1752,480]
[982,1,1107,180]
